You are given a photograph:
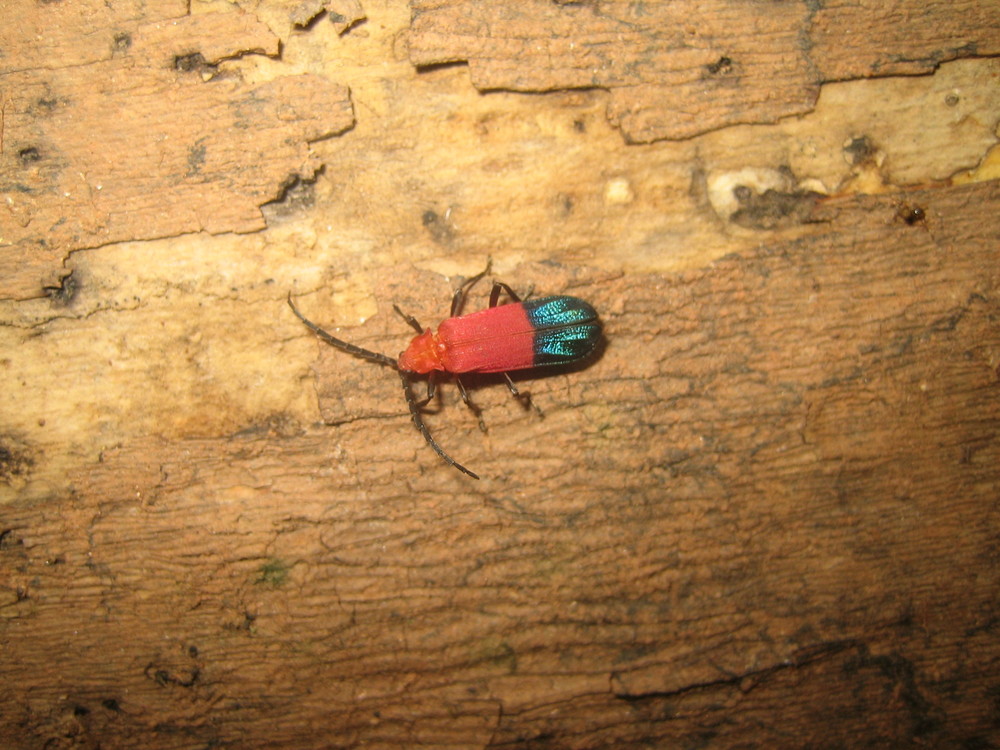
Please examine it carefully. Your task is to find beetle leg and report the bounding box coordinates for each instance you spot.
[488,280,518,307]
[503,373,544,418]
[412,373,437,409]
[489,280,533,307]
[450,259,492,317]
[455,376,487,433]
[392,303,425,335]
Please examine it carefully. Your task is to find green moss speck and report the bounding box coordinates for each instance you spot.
[256,559,289,587]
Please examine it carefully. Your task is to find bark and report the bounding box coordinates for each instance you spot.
[409,0,1000,141]
[0,1,352,298]
[3,183,999,748]
[1,0,998,748]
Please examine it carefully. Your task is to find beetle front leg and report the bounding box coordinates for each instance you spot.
[412,374,437,409]
[393,303,426,335]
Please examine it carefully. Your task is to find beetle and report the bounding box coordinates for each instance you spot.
[288,262,602,479]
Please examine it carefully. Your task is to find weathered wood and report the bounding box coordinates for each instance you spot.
[290,0,367,33]
[2,182,997,748]
[0,4,353,299]
[0,0,189,72]
[408,0,1000,142]
[1,0,999,747]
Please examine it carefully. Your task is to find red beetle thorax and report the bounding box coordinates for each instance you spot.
[398,329,445,374]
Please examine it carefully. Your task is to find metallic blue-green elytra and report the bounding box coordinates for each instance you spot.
[522,296,602,367]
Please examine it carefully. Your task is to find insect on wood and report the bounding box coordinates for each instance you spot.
[288,262,602,479]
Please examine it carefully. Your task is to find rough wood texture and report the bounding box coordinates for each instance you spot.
[0,2,353,299]
[408,0,1000,142]
[1,0,999,747]
[3,182,998,748]
[290,0,367,32]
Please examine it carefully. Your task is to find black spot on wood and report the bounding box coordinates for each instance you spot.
[895,203,926,226]
[112,32,132,53]
[844,135,878,166]
[18,147,41,164]
[44,271,78,306]
[730,187,821,230]
[175,52,209,73]
[0,440,33,484]
[422,209,454,244]
[706,56,734,75]
[262,172,321,223]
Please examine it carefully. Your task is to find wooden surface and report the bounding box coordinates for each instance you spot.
[0,0,353,298]
[409,0,1000,142]
[2,0,999,748]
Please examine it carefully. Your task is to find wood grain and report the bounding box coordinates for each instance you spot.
[0,5,353,299]
[1,0,998,747]
[408,0,1000,142]
[2,182,997,748]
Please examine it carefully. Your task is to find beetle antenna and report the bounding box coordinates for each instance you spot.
[398,370,480,479]
[289,293,479,479]
[288,294,398,368]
